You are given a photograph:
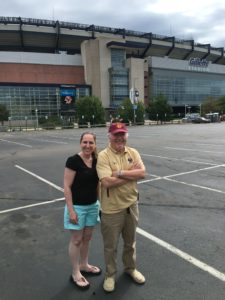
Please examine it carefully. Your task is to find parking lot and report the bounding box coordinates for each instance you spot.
[0,122,225,300]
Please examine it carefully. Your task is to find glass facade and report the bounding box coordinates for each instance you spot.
[150,69,225,107]
[109,49,129,107]
[0,85,90,120]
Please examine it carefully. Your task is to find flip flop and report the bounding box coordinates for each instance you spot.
[80,265,102,276]
[70,275,90,290]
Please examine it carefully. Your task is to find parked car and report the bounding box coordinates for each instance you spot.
[192,117,211,123]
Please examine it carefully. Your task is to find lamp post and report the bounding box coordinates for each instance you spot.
[199,104,202,116]
[35,108,38,129]
[8,116,11,131]
[185,104,187,117]
[92,114,95,126]
[25,116,28,131]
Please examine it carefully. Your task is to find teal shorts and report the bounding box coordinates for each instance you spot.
[64,200,100,230]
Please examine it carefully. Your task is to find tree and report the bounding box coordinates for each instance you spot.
[76,96,105,125]
[116,98,145,124]
[217,96,225,114]
[135,101,145,124]
[146,94,172,123]
[0,104,9,125]
[117,98,133,123]
[201,96,218,115]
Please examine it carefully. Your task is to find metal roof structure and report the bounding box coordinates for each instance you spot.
[0,16,224,64]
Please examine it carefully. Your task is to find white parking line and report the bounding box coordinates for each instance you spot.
[137,227,225,282]
[165,146,225,155]
[165,164,225,178]
[0,197,65,214]
[0,138,32,148]
[141,153,217,166]
[1,164,223,283]
[15,165,64,192]
[27,138,68,144]
[164,177,225,195]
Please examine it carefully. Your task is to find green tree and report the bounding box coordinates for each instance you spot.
[146,94,172,123]
[76,96,105,125]
[0,104,9,125]
[201,96,218,115]
[117,98,145,124]
[217,96,225,114]
[135,101,145,124]
[117,98,133,123]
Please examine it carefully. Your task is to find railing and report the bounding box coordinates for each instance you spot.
[0,16,223,52]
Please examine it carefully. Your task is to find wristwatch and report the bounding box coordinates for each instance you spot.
[117,170,123,178]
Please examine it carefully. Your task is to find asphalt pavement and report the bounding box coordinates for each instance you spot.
[0,123,225,300]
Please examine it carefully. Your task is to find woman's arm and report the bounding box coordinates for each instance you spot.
[64,167,78,224]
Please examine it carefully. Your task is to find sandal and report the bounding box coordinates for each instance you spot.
[70,275,90,290]
[80,265,102,276]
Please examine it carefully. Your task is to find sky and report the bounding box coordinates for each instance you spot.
[1,0,225,48]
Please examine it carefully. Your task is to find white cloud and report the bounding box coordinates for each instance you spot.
[0,0,225,47]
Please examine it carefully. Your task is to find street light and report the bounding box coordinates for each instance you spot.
[199,104,202,116]
[35,108,38,129]
[8,116,11,131]
[25,116,28,131]
[92,115,95,126]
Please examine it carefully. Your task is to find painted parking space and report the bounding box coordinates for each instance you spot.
[0,123,225,300]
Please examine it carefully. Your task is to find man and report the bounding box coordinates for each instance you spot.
[96,122,146,292]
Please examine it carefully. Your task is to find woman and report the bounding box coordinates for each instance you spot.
[64,132,101,290]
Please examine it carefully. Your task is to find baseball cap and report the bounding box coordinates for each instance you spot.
[108,122,128,134]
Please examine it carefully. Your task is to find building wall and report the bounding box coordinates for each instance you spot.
[81,38,112,108]
[126,57,145,103]
[0,63,85,85]
[0,51,82,66]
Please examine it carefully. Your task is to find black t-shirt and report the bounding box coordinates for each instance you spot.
[65,154,99,205]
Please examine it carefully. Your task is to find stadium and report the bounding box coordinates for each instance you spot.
[0,16,225,122]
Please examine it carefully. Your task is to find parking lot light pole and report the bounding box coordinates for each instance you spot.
[185,104,188,117]
[35,108,38,129]
[199,104,202,116]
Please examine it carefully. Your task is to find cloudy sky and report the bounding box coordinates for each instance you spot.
[1,0,225,48]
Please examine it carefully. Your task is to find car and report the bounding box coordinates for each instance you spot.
[192,117,211,123]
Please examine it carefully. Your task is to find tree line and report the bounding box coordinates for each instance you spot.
[1,94,225,127]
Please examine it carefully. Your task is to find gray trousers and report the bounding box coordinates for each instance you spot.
[101,202,139,277]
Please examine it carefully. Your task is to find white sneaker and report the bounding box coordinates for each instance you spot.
[103,277,115,292]
[126,269,145,284]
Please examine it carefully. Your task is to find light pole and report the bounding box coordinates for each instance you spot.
[188,106,191,114]
[185,104,188,117]
[8,116,11,131]
[199,104,201,116]
[35,108,38,129]
[92,115,95,126]
[25,116,28,131]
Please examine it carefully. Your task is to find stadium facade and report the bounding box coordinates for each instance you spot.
[0,16,225,120]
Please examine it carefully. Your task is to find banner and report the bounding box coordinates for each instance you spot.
[60,89,76,114]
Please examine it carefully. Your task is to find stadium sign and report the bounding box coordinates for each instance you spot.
[189,58,209,68]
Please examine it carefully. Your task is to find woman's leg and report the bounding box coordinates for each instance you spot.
[79,226,94,268]
[69,229,88,283]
